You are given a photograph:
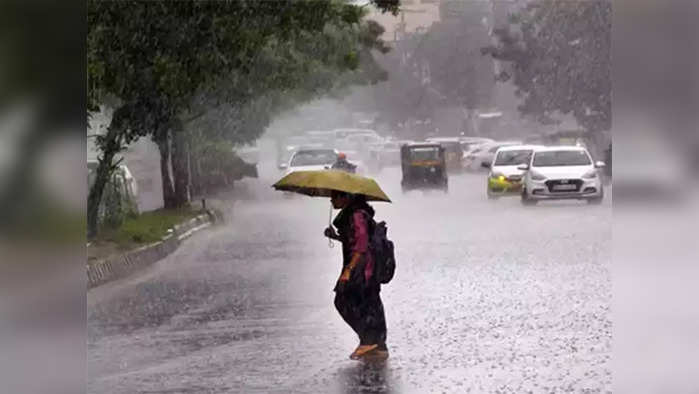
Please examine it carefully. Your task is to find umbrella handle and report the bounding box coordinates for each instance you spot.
[328,203,334,249]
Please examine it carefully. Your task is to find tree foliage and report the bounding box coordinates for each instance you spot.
[87,0,395,237]
[186,16,390,146]
[352,2,495,134]
[482,0,611,132]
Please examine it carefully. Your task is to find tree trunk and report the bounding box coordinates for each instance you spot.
[87,127,120,239]
[171,126,190,208]
[190,148,203,198]
[156,133,176,209]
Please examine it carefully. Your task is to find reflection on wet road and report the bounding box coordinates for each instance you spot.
[88,169,611,393]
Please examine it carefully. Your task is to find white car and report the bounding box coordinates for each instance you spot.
[485,145,542,198]
[336,133,385,162]
[459,137,494,153]
[368,140,405,171]
[283,148,339,174]
[87,161,140,215]
[332,128,380,141]
[520,146,605,205]
[464,141,521,171]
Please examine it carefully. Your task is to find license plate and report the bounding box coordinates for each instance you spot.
[553,184,577,191]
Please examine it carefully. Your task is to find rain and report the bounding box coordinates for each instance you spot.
[87,1,612,392]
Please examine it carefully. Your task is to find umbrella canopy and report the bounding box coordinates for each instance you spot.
[273,170,391,202]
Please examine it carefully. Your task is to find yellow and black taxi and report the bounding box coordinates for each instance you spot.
[400,143,448,193]
[484,145,542,199]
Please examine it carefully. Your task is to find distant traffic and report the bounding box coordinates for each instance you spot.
[277,128,607,204]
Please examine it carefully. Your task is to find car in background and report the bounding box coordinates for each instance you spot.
[520,146,605,205]
[337,131,383,151]
[278,136,325,170]
[332,128,380,141]
[463,141,522,171]
[458,137,494,154]
[88,160,140,217]
[341,133,384,147]
[484,145,541,199]
[284,148,339,174]
[278,136,308,168]
[426,137,465,173]
[304,130,336,148]
[368,140,403,172]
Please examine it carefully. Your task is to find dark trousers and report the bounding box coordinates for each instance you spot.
[334,286,387,347]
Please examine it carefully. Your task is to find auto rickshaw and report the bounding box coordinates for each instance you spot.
[400,143,448,193]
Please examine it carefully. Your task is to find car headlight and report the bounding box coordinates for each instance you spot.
[582,169,598,179]
[530,170,546,181]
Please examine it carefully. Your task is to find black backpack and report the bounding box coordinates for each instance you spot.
[369,220,396,284]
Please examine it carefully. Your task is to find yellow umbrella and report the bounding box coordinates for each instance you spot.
[273,170,391,202]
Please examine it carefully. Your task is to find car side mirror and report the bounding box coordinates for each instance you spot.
[278,163,288,170]
[517,164,530,171]
[595,161,606,168]
[481,161,491,169]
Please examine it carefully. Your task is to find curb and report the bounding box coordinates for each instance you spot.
[87,211,216,289]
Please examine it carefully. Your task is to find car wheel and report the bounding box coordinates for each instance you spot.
[521,190,537,205]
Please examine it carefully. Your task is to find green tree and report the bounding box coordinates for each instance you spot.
[482,0,611,132]
[87,0,396,238]
[350,1,495,137]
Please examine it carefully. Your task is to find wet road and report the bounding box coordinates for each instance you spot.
[88,168,611,393]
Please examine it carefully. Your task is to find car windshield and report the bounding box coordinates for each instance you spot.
[409,147,440,161]
[532,150,591,167]
[494,150,532,166]
[290,150,336,166]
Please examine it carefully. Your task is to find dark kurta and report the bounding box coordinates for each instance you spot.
[332,201,387,348]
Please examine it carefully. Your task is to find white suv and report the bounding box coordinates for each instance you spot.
[520,146,605,205]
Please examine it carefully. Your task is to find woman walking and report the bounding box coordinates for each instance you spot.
[324,190,388,360]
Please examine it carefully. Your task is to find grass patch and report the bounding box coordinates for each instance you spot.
[91,207,201,257]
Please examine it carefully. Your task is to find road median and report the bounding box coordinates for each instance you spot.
[87,209,219,289]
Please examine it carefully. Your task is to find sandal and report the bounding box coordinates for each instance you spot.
[349,344,378,360]
[364,347,389,360]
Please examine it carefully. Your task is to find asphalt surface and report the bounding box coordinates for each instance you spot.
[88,167,611,393]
